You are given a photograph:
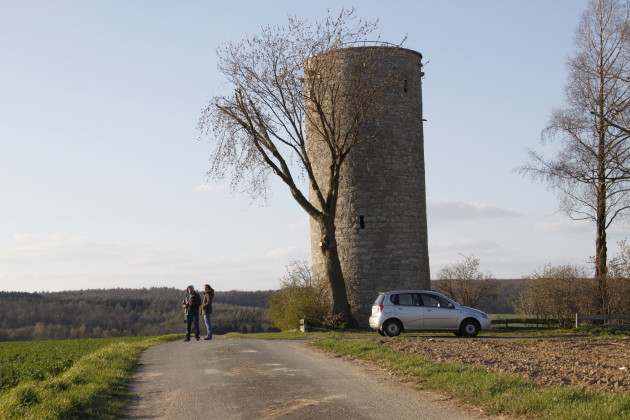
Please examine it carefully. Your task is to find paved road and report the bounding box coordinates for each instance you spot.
[125,337,491,420]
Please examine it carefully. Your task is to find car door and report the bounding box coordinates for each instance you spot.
[419,293,459,329]
[389,293,423,329]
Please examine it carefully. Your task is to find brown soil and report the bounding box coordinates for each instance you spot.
[382,336,630,394]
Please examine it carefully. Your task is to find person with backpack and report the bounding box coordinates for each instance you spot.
[182,285,202,341]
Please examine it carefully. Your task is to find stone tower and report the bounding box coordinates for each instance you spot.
[306,46,430,326]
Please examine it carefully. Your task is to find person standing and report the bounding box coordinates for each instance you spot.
[202,284,215,340]
[182,285,201,341]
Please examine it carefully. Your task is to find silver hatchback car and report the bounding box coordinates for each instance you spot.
[369,290,491,337]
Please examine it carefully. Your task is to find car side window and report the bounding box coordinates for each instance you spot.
[420,294,450,308]
[390,293,417,306]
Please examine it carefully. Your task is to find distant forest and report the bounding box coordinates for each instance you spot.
[463,279,520,314]
[0,288,277,341]
[0,280,521,341]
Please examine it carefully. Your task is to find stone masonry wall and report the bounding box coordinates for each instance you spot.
[306,47,430,327]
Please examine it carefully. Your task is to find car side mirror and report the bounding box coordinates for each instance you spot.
[448,303,455,309]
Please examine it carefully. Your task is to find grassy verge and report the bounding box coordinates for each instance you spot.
[0,335,178,420]
[226,326,628,340]
[310,337,629,420]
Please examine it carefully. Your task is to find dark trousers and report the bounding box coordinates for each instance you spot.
[186,313,200,339]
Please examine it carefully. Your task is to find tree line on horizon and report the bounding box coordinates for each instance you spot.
[4,244,628,339]
[0,288,277,341]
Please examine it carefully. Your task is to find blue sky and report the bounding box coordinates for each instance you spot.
[1,0,626,292]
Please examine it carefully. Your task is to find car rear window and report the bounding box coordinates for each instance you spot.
[373,294,385,305]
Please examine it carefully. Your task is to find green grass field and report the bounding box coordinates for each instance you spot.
[0,335,178,420]
[2,329,626,419]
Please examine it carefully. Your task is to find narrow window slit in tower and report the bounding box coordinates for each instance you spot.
[359,216,365,229]
[403,79,408,93]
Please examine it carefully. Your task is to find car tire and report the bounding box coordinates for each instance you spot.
[377,329,386,336]
[460,319,480,337]
[383,320,402,337]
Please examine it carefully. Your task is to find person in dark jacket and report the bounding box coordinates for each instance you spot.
[202,284,215,340]
[182,285,201,341]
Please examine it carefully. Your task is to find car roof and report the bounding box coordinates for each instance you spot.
[380,290,436,294]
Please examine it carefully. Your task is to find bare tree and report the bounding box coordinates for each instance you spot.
[433,255,497,308]
[513,264,594,328]
[198,9,401,323]
[520,0,630,311]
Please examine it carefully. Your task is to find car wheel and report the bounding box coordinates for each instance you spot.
[377,329,386,336]
[383,320,402,337]
[460,319,480,337]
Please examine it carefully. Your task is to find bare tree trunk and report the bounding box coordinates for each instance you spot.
[595,38,608,313]
[595,178,608,312]
[317,218,351,318]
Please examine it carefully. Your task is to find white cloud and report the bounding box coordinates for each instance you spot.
[265,246,308,260]
[427,197,520,221]
[430,238,499,252]
[0,234,290,292]
[533,220,592,234]
[12,233,39,241]
[0,234,120,263]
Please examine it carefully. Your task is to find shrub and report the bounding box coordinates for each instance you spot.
[512,264,593,327]
[607,240,630,314]
[268,261,327,331]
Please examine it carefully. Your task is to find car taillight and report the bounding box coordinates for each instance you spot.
[378,304,383,312]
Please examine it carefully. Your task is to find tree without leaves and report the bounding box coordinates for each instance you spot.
[519,0,630,311]
[512,264,594,328]
[432,255,497,309]
[198,9,403,323]
[278,260,316,289]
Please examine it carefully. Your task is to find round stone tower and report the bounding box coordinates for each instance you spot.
[306,46,430,326]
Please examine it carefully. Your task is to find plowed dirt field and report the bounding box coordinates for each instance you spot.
[383,337,629,394]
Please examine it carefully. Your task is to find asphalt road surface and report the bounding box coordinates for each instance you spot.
[125,336,492,420]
